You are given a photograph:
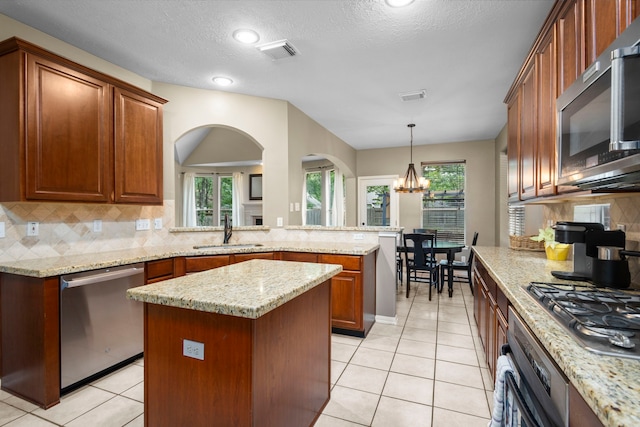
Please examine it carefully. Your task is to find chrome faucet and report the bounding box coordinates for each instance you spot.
[223,214,232,244]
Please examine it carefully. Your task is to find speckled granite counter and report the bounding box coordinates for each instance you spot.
[0,241,378,278]
[127,259,342,318]
[473,246,640,427]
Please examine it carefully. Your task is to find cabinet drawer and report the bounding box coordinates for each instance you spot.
[232,252,274,263]
[146,259,174,282]
[280,252,319,263]
[185,255,230,273]
[319,254,361,271]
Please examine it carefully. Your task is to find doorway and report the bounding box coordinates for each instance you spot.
[357,176,399,227]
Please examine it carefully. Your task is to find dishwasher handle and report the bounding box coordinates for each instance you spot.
[61,266,144,290]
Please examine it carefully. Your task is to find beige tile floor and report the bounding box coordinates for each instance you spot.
[0,278,494,426]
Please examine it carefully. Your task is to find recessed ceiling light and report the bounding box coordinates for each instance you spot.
[385,0,415,7]
[233,29,260,44]
[212,76,233,86]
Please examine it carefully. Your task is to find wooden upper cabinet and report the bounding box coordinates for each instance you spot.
[584,0,640,69]
[113,87,163,204]
[507,96,520,202]
[535,31,557,197]
[557,0,582,95]
[0,37,166,205]
[25,54,112,202]
[518,63,537,200]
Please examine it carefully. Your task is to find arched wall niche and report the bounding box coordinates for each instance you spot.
[174,124,264,227]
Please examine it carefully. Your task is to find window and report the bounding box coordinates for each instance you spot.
[194,175,214,226]
[421,161,466,243]
[304,168,345,226]
[218,175,233,225]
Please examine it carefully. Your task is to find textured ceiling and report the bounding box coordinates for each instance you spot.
[0,0,554,150]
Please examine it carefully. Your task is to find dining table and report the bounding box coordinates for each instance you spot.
[398,240,465,298]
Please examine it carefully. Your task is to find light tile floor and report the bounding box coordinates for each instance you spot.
[0,278,494,426]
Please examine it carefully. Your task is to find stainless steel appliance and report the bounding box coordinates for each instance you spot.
[502,307,569,427]
[557,17,640,190]
[60,263,144,392]
[525,282,640,360]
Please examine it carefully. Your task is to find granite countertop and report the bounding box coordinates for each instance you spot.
[0,241,379,278]
[127,259,342,319]
[473,246,640,427]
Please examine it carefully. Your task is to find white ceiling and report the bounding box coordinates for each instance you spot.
[0,0,554,150]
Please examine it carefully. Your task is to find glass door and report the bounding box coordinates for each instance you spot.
[357,176,398,227]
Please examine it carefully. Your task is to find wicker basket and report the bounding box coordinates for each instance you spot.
[509,235,545,251]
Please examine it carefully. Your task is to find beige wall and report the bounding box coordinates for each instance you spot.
[357,139,497,246]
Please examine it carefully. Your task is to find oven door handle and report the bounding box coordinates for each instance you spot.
[504,370,544,427]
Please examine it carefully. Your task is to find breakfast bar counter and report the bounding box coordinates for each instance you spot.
[127,259,342,427]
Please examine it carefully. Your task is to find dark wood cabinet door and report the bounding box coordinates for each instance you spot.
[496,308,508,361]
[557,0,582,95]
[584,0,619,66]
[519,64,536,200]
[507,96,520,202]
[536,32,557,197]
[113,87,163,204]
[25,54,111,202]
[330,271,363,331]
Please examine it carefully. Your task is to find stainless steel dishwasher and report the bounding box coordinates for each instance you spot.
[60,263,144,392]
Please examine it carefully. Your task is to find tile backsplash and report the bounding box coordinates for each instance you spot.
[0,201,382,263]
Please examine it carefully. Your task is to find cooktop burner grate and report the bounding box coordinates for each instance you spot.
[525,282,640,359]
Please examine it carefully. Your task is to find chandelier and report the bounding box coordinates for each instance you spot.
[394,124,429,193]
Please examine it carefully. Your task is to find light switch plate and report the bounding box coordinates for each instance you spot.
[294,202,300,211]
[154,218,163,230]
[27,221,39,236]
[135,219,151,231]
[183,339,204,360]
[93,219,102,233]
[0,222,5,238]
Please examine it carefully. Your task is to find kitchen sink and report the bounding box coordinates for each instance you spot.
[193,243,264,249]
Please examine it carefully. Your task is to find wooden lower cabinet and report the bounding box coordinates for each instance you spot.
[178,250,377,337]
[0,274,60,408]
[319,252,376,337]
[472,258,506,381]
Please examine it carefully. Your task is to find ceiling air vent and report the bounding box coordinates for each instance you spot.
[399,90,426,102]
[256,39,299,60]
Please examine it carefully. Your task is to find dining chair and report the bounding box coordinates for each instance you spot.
[396,230,404,285]
[413,228,438,243]
[403,233,439,300]
[440,231,478,294]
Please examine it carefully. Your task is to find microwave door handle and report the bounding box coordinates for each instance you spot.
[504,371,546,427]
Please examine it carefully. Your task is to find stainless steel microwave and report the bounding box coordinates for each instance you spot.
[557,18,640,190]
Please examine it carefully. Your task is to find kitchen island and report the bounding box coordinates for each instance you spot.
[473,246,640,427]
[126,259,341,427]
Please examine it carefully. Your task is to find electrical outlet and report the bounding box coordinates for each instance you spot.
[93,219,102,233]
[354,233,364,240]
[0,222,5,238]
[154,218,163,230]
[27,221,39,236]
[135,219,151,231]
[618,224,627,232]
[277,217,283,227]
[183,339,204,360]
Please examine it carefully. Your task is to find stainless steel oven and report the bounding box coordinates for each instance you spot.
[500,307,569,427]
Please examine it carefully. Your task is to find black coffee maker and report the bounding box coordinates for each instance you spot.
[551,221,618,281]
[551,221,640,288]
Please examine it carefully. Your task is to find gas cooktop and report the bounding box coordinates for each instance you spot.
[525,282,640,360]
